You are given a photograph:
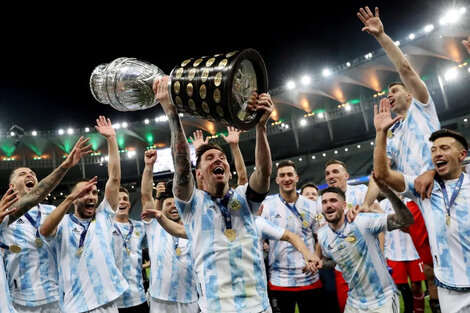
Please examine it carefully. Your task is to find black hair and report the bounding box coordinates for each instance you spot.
[320,186,346,201]
[429,129,468,151]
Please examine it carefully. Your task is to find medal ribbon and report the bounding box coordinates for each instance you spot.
[172,236,179,250]
[333,216,349,239]
[389,119,402,137]
[436,173,464,220]
[209,189,234,230]
[0,242,11,251]
[24,206,42,240]
[278,194,306,225]
[114,221,134,252]
[69,214,93,250]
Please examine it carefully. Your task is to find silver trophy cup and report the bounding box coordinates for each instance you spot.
[89,49,268,130]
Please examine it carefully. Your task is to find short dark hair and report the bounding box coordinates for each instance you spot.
[429,129,468,151]
[196,143,225,169]
[300,182,318,194]
[119,186,129,196]
[388,82,408,91]
[320,186,346,201]
[277,160,297,172]
[69,178,91,194]
[9,167,32,184]
[325,159,347,171]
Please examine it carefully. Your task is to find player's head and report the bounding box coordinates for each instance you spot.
[195,143,231,192]
[387,82,412,115]
[324,160,349,191]
[161,193,180,223]
[275,160,299,194]
[70,178,99,219]
[429,129,468,180]
[300,182,319,201]
[116,187,131,220]
[9,167,38,197]
[320,187,347,224]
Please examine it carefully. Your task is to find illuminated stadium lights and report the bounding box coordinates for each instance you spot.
[233,171,236,175]
[155,117,160,122]
[301,75,311,85]
[345,105,351,111]
[300,119,307,126]
[286,80,296,90]
[113,123,121,129]
[144,119,150,124]
[58,129,64,135]
[468,67,470,73]
[127,150,136,159]
[122,122,128,128]
[440,8,466,25]
[281,123,286,128]
[408,33,415,40]
[346,62,351,67]
[304,112,315,117]
[344,148,349,151]
[370,141,374,145]
[424,24,435,32]
[322,153,326,157]
[364,53,373,59]
[334,151,338,154]
[311,156,316,159]
[284,124,289,129]
[179,113,184,117]
[444,68,458,81]
[464,118,468,123]
[357,144,361,148]
[395,40,400,46]
[159,115,168,122]
[9,131,15,137]
[322,69,331,77]
[299,158,302,161]
[67,128,74,135]
[276,162,279,166]
[318,113,324,119]
[85,127,90,133]
[32,130,37,136]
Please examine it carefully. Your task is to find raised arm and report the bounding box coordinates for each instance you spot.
[373,98,406,192]
[154,76,194,201]
[372,173,414,231]
[281,230,322,273]
[0,188,19,224]
[358,6,429,104]
[10,136,92,224]
[221,127,248,186]
[141,209,188,239]
[40,177,97,237]
[141,149,157,222]
[189,130,209,151]
[248,92,273,194]
[95,116,120,211]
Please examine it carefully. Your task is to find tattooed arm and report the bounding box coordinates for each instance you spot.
[10,137,92,224]
[153,76,194,202]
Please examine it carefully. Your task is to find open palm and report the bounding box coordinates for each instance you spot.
[374,98,402,132]
[357,6,383,37]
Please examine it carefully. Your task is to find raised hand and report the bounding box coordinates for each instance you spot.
[462,36,470,55]
[357,6,383,37]
[62,136,93,169]
[95,116,116,139]
[221,127,242,145]
[144,149,157,167]
[155,182,166,199]
[0,188,19,223]
[141,208,163,220]
[69,177,98,200]
[189,130,209,150]
[374,98,402,133]
[256,93,274,126]
[153,76,172,110]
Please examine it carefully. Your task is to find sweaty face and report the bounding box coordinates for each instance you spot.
[162,198,180,222]
[196,149,230,190]
[73,182,99,219]
[9,167,38,197]
[275,166,299,193]
[431,137,467,180]
[301,186,318,202]
[321,192,346,224]
[325,164,349,191]
[116,191,131,220]
[387,85,411,115]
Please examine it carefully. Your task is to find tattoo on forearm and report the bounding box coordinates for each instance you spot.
[168,112,192,189]
[386,194,414,230]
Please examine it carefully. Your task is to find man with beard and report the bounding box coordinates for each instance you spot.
[140,149,198,313]
[154,76,273,312]
[261,160,324,313]
[318,179,414,313]
[0,136,92,313]
[373,98,470,313]
[111,187,148,313]
[40,116,128,313]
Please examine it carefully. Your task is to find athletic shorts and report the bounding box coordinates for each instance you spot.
[387,259,425,284]
[404,201,433,266]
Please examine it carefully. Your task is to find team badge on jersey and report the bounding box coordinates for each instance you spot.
[229,199,241,211]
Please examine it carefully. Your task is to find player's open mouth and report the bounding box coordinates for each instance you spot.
[213,166,225,177]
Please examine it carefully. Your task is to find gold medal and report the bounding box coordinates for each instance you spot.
[229,199,241,211]
[345,236,356,243]
[175,247,182,256]
[9,244,22,253]
[303,220,309,228]
[446,215,451,226]
[75,247,84,257]
[347,203,353,209]
[387,130,393,138]
[135,231,140,237]
[224,229,236,242]
[300,212,306,218]
[35,238,43,248]
[315,214,324,221]
[126,247,131,256]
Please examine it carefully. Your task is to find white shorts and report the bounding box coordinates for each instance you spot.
[87,302,118,313]
[13,301,60,313]
[437,287,470,313]
[344,292,400,313]
[150,297,199,313]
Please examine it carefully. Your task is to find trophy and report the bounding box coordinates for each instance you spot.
[90,49,268,130]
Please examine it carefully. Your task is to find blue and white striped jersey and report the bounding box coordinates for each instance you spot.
[144,219,197,304]
[1,216,17,313]
[261,194,320,287]
[403,173,470,288]
[318,213,396,310]
[175,184,269,313]
[0,204,59,306]
[47,198,128,313]
[111,219,147,308]
[381,199,420,261]
[386,96,440,176]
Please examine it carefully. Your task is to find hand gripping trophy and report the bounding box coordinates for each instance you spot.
[89,49,268,130]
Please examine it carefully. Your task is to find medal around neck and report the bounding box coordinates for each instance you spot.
[175,247,182,256]
[35,238,43,248]
[9,244,22,253]
[89,49,268,130]
[224,229,236,242]
[75,247,84,257]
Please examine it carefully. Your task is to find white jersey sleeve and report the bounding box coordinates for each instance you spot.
[0,216,18,313]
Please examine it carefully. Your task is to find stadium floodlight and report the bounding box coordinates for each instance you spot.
[346,62,351,67]
[300,119,307,126]
[395,40,400,46]
[122,122,128,128]
[144,119,150,124]
[322,69,331,77]
[67,128,74,135]
[301,75,311,85]
[318,113,324,119]
[408,33,415,40]
[85,127,90,133]
[424,24,435,32]
[113,123,121,129]
[58,129,64,135]
[32,130,37,136]
[286,80,296,90]
[440,9,465,25]
[444,68,458,81]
